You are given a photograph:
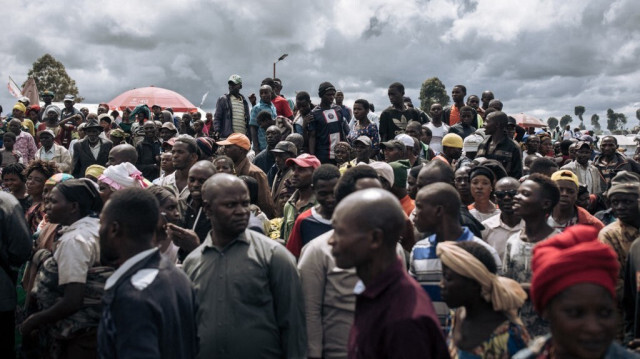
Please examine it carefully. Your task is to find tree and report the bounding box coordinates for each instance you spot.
[547,117,559,129]
[23,53,83,102]
[591,114,601,131]
[606,108,627,131]
[559,114,573,128]
[419,77,450,113]
[575,106,585,130]
[636,108,640,121]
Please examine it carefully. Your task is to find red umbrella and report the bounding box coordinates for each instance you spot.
[512,113,546,128]
[108,86,197,112]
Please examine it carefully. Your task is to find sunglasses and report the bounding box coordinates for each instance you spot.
[494,190,517,199]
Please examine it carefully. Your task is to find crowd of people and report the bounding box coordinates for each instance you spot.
[1,76,640,358]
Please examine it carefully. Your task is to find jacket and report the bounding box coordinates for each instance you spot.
[213,93,250,138]
[71,138,113,178]
[35,143,73,173]
[136,139,162,181]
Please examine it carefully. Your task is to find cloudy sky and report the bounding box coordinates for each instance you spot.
[2,0,639,128]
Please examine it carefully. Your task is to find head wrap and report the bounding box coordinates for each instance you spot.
[530,225,618,313]
[436,241,527,324]
[45,173,74,186]
[13,102,26,113]
[469,165,496,184]
[129,104,151,122]
[85,165,106,179]
[196,137,216,157]
[98,162,150,191]
[44,105,61,120]
[56,178,103,214]
[318,82,336,97]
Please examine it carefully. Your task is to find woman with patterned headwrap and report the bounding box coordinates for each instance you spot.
[514,225,637,358]
[97,162,152,204]
[437,240,530,358]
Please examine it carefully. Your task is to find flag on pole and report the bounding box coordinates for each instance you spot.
[7,76,21,98]
[199,91,209,108]
[22,77,40,105]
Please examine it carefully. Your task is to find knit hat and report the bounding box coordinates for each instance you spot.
[318,82,336,97]
[442,133,463,149]
[196,137,216,157]
[607,171,640,198]
[530,225,618,313]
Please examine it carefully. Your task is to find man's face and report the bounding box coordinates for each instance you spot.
[383,146,403,162]
[444,146,463,161]
[172,142,195,170]
[460,111,473,125]
[413,191,439,233]
[296,99,311,116]
[222,144,245,163]
[329,210,371,269]
[575,147,592,166]
[259,88,272,103]
[290,164,314,189]
[387,87,403,107]
[451,86,465,102]
[405,125,420,139]
[274,153,292,171]
[80,108,89,117]
[484,114,498,135]
[494,181,519,214]
[526,136,540,153]
[420,129,432,145]
[98,209,119,266]
[8,121,21,135]
[229,82,242,96]
[47,111,58,123]
[39,134,54,149]
[600,138,617,156]
[152,107,162,116]
[454,168,471,197]
[188,167,214,202]
[160,153,174,172]
[85,128,101,144]
[430,104,443,119]
[466,96,480,109]
[43,94,53,104]
[315,178,339,216]
[97,106,108,115]
[203,183,250,237]
[160,128,174,141]
[481,92,494,106]
[321,89,336,106]
[335,92,344,105]
[265,127,281,147]
[12,109,24,119]
[334,146,350,163]
[609,192,640,224]
[2,136,14,149]
[407,174,418,199]
[192,112,202,121]
[64,100,73,110]
[354,142,370,162]
[513,180,547,217]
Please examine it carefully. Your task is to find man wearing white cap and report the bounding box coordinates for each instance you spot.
[457,133,483,169]
[60,94,82,122]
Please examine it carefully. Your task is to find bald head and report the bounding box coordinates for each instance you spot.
[333,188,406,247]
[416,161,454,189]
[190,160,216,176]
[108,144,138,166]
[203,173,247,200]
[416,183,461,219]
[495,176,520,189]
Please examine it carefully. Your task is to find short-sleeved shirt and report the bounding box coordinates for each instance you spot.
[308,104,347,163]
[54,216,100,285]
[426,122,450,154]
[272,96,293,118]
[378,106,422,142]
[285,207,332,258]
[249,101,277,151]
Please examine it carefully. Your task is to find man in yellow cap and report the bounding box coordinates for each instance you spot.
[434,133,463,167]
[11,103,35,137]
[548,169,604,232]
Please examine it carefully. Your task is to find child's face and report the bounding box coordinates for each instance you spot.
[259,89,271,103]
[215,160,233,174]
[461,111,473,125]
[3,136,15,149]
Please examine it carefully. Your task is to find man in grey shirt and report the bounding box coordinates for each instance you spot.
[183,173,306,359]
[0,192,32,356]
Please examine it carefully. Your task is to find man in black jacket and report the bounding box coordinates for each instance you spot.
[72,118,113,178]
[136,121,162,180]
[213,74,251,139]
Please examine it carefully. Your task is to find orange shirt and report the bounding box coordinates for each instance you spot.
[400,194,415,217]
[449,105,461,126]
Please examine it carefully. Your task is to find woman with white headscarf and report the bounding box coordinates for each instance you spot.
[97,162,151,204]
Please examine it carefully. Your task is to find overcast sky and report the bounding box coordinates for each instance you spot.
[2,0,639,128]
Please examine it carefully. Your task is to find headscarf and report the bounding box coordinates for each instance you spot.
[469,165,496,184]
[13,102,26,113]
[530,225,618,313]
[45,105,61,120]
[436,241,527,324]
[85,165,106,179]
[129,104,151,122]
[98,162,150,191]
[56,178,103,214]
[45,173,74,186]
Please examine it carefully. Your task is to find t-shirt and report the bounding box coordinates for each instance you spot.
[272,96,294,118]
[285,207,333,258]
[426,122,449,154]
[449,104,461,126]
[378,106,422,142]
[308,104,347,163]
[249,101,277,151]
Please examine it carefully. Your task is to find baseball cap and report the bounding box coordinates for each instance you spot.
[463,134,483,152]
[575,140,591,150]
[163,137,177,148]
[286,153,321,169]
[97,113,113,123]
[507,116,517,126]
[442,133,463,149]
[151,104,161,109]
[228,74,242,85]
[38,129,55,138]
[367,161,395,187]
[380,140,406,152]
[216,133,251,151]
[63,94,75,102]
[394,134,415,148]
[13,102,26,113]
[551,170,579,188]
[270,141,297,156]
[161,122,178,132]
[354,136,372,147]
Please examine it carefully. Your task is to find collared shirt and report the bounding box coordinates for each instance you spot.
[282,189,316,243]
[14,130,38,162]
[158,172,190,215]
[410,227,502,331]
[599,220,640,301]
[349,258,449,359]
[481,214,524,259]
[35,143,72,172]
[182,229,307,359]
[561,160,604,194]
[54,216,101,285]
[105,248,157,290]
[476,135,523,178]
[90,141,101,159]
[249,101,277,151]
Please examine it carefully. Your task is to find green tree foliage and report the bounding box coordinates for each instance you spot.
[559,114,573,128]
[547,117,559,129]
[636,109,640,121]
[419,77,450,113]
[606,108,627,131]
[24,53,83,102]
[591,114,601,131]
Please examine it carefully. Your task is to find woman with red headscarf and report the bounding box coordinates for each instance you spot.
[514,225,638,358]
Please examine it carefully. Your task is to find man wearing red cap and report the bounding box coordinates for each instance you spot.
[217,133,275,218]
[281,153,321,243]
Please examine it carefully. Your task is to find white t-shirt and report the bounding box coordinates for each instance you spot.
[54,216,100,285]
[426,122,449,154]
[562,130,573,140]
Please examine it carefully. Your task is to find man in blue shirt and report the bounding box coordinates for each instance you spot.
[249,85,277,153]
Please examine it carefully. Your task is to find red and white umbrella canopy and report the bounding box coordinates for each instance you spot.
[512,113,546,128]
[108,86,197,112]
